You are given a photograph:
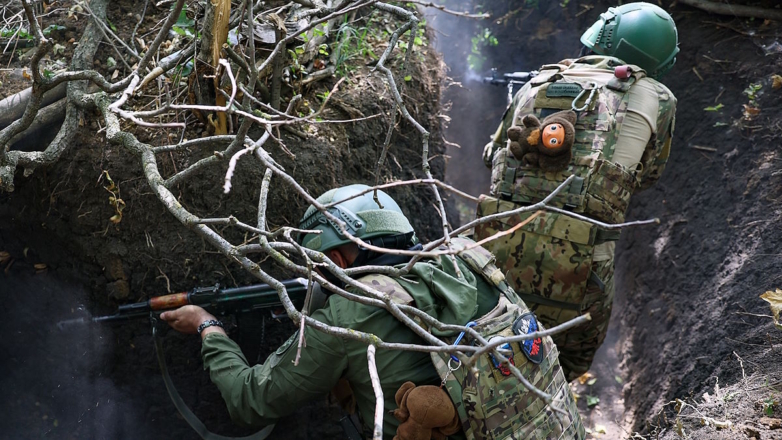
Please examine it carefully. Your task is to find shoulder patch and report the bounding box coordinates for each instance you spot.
[487,335,515,377]
[512,313,544,364]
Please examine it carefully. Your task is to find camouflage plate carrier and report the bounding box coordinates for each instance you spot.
[357,237,585,440]
[475,58,676,380]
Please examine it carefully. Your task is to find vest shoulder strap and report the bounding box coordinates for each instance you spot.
[449,236,524,306]
[354,274,413,305]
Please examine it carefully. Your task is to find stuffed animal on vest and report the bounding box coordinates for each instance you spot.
[392,381,461,440]
[507,110,577,172]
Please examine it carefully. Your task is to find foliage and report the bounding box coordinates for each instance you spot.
[703,103,724,112]
[171,5,197,38]
[331,17,379,77]
[743,83,762,104]
[1,27,33,39]
[43,25,66,36]
[468,28,499,71]
[397,21,427,53]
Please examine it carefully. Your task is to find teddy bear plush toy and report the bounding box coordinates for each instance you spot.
[506,110,577,172]
[392,381,461,440]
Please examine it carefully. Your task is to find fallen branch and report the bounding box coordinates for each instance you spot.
[0,82,66,129]
[405,0,490,19]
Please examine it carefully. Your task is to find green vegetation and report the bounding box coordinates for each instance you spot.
[743,83,762,105]
[171,5,197,38]
[1,27,33,40]
[332,18,377,76]
[468,28,498,71]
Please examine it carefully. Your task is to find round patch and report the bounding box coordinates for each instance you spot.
[487,335,515,377]
[275,330,298,355]
[512,313,544,364]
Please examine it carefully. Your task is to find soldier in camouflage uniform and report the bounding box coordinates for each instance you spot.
[475,2,679,381]
[162,184,584,439]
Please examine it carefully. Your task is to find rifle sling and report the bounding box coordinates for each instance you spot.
[152,319,275,440]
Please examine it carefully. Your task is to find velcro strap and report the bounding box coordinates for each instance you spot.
[589,271,606,292]
[504,166,516,185]
[595,229,621,243]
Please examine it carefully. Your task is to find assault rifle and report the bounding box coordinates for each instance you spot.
[483,68,539,105]
[57,277,314,440]
[57,277,311,328]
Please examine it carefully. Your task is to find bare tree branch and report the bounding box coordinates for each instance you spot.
[367,345,384,440]
[677,0,782,20]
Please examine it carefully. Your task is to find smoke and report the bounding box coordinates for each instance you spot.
[425,1,592,224]
[462,69,483,84]
[425,2,508,215]
[0,274,153,439]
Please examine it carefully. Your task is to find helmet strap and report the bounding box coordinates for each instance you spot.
[579,45,593,58]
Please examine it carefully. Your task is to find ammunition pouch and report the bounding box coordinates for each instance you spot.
[475,196,620,317]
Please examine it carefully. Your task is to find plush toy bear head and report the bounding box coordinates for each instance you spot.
[506,110,577,172]
[392,381,461,440]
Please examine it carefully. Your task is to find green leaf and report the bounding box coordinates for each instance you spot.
[178,60,193,78]
[107,19,117,33]
[587,378,597,386]
[614,375,624,384]
[704,103,724,112]
[175,10,194,28]
[106,57,117,69]
[586,395,600,407]
[42,25,66,36]
[713,122,728,127]
[404,75,412,82]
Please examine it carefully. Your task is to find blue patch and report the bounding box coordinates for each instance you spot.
[512,313,544,364]
[487,336,514,376]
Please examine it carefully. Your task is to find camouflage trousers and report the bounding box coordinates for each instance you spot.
[475,196,616,382]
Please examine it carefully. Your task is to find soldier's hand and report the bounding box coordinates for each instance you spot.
[160,305,221,336]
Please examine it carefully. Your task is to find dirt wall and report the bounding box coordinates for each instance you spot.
[430,0,782,436]
[0,4,449,437]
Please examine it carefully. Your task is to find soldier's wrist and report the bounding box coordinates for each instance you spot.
[198,318,226,339]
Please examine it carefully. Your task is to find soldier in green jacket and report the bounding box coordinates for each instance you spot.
[161,184,584,439]
[475,2,678,381]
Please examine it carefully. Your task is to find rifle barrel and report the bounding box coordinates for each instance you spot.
[56,278,310,328]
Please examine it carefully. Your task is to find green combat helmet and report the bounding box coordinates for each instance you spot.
[297,184,416,254]
[580,2,679,78]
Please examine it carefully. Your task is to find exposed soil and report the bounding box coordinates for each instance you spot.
[429,0,782,438]
[0,2,448,439]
